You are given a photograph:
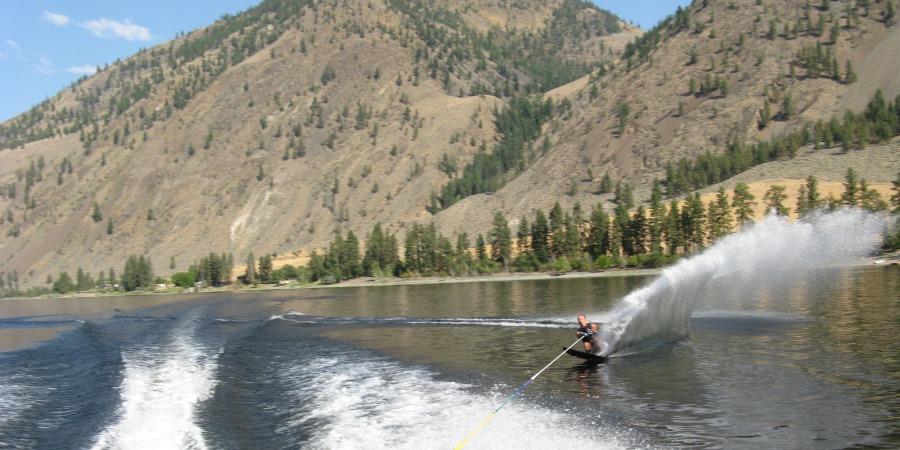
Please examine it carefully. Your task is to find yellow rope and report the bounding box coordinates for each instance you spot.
[453,412,497,450]
[452,336,585,449]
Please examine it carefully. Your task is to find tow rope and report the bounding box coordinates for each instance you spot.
[453,335,586,449]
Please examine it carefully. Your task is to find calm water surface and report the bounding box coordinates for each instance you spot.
[0,266,897,449]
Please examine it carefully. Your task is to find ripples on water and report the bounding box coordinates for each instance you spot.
[0,265,896,449]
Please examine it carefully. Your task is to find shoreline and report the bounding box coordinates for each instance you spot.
[312,267,664,289]
[0,267,664,302]
[2,252,897,302]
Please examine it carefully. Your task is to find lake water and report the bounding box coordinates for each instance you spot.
[0,264,897,449]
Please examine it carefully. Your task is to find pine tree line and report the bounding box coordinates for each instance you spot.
[665,90,900,196]
[300,170,898,284]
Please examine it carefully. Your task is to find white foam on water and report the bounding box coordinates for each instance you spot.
[91,323,218,450]
[403,318,571,328]
[269,311,305,321]
[277,354,643,449]
[599,209,887,356]
[0,377,33,435]
[273,315,575,329]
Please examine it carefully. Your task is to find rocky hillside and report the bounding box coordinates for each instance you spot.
[0,0,639,284]
[434,0,900,236]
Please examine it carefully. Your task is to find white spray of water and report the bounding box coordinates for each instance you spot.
[0,376,33,444]
[91,322,218,450]
[277,354,641,449]
[600,210,887,356]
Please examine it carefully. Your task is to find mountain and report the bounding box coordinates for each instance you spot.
[433,0,900,236]
[0,0,898,286]
[0,0,638,283]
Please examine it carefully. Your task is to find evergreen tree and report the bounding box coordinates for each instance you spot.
[563,213,581,258]
[628,206,648,255]
[664,199,682,255]
[613,204,630,255]
[732,183,756,228]
[106,219,114,235]
[363,223,400,276]
[616,102,630,135]
[531,210,550,263]
[599,173,613,194]
[244,252,257,285]
[708,187,733,241]
[122,255,153,291]
[193,253,232,287]
[53,272,75,294]
[763,185,790,215]
[608,217,623,265]
[571,202,586,252]
[587,203,609,260]
[649,181,665,253]
[891,171,900,213]
[614,182,635,208]
[796,175,824,218]
[841,168,860,206]
[258,254,273,283]
[888,172,900,250]
[475,234,487,262]
[92,202,103,222]
[683,194,707,251]
[759,101,771,129]
[516,216,531,255]
[403,225,424,274]
[548,202,565,258]
[489,212,512,269]
[782,94,794,120]
[342,231,362,278]
[456,232,472,271]
[844,60,857,84]
[859,179,889,211]
[327,233,346,279]
[75,267,93,292]
[796,184,810,218]
[307,251,326,282]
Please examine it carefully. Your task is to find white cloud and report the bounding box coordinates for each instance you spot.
[35,56,56,75]
[66,65,97,75]
[80,18,152,41]
[4,40,22,60]
[42,11,70,26]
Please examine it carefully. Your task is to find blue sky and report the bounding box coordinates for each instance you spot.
[0,0,689,122]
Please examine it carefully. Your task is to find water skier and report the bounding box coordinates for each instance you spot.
[576,314,602,354]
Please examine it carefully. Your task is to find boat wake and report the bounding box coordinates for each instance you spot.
[91,317,219,450]
[271,312,574,329]
[274,352,639,449]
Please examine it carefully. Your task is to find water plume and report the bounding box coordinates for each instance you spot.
[600,209,888,356]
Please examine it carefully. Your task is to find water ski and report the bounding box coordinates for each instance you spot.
[564,347,608,364]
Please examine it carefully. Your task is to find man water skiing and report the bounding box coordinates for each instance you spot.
[576,314,601,354]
